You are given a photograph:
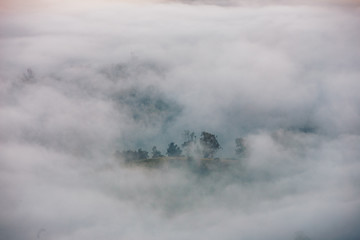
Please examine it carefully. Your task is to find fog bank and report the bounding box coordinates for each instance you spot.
[1,2,360,240]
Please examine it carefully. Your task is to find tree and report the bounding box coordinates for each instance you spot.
[137,148,149,160]
[182,130,197,157]
[23,68,35,82]
[182,130,196,144]
[166,142,182,157]
[120,148,148,162]
[199,131,221,158]
[235,138,247,157]
[151,146,163,158]
[119,150,137,162]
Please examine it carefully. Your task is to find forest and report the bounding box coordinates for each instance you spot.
[115,131,247,165]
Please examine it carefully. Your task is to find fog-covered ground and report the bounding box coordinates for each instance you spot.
[1,1,360,239]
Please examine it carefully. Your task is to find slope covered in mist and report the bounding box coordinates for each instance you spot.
[1,1,360,240]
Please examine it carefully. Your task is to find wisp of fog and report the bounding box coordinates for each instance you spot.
[1,1,360,240]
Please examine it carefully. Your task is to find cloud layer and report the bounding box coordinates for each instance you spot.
[1,2,360,240]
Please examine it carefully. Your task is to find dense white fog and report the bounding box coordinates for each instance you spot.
[1,1,360,239]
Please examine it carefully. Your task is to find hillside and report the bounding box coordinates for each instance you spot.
[117,155,238,171]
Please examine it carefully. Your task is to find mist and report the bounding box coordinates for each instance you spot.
[1,1,360,240]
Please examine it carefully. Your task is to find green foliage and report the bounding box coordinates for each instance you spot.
[137,148,149,159]
[167,142,182,157]
[200,131,221,158]
[115,87,182,127]
[183,130,196,142]
[120,148,149,162]
[151,146,163,158]
[182,130,197,157]
[118,130,226,163]
[235,138,247,158]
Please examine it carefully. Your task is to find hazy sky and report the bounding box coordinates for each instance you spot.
[2,0,360,12]
[1,1,360,240]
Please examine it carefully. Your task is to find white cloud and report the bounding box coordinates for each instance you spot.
[1,2,360,240]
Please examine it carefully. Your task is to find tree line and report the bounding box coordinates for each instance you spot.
[116,131,246,163]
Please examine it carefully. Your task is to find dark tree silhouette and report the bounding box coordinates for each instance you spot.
[120,150,137,162]
[200,131,221,158]
[151,146,163,158]
[120,148,148,162]
[166,142,182,157]
[235,138,246,157]
[137,148,148,159]
[182,130,196,144]
[182,130,196,157]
